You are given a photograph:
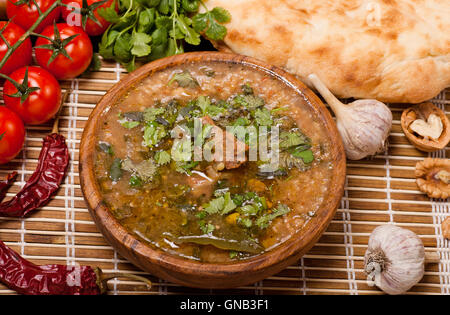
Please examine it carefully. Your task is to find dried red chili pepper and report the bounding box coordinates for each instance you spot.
[0,240,152,295]
[0,92,70,217]
[0,133,69,217]
[0,172,17,201]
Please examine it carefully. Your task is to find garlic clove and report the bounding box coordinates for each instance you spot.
[308,74,392,160]
[365,225,427,295]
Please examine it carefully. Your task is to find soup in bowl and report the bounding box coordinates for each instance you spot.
[80,52,345,288]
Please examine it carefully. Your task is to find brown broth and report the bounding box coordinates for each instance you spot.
[93,61,334,263]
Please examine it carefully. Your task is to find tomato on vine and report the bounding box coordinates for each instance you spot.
[35,23,93,79]
[0,21,32,75]
[61,0,117,36]
[3,66,62,125]
[6,0,61,33]
[0,107,25,164]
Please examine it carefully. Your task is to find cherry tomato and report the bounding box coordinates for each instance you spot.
[0,22,32,75]
[0,107,25,164]
[3,66,62,125]
[35,23,93,80]
[61,0,117,36]
[6,0,61,33]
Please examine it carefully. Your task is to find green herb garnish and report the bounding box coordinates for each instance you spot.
[229,251,238,259]
[122,158,158,182]
[199,221,215,234]
[168,71,199,88]
[99,0,230,71]
[203,192,237,215]
[98,141,114,156]
[109,158,123,181]
[155,150,171,165]
[143,122,167,147]
[279,130,309,149]
[254,107,273,126]
[143,107,165,122]
[232,94,264,110]
[129,175,143,187]
[120,120,140,129]
[256,204,291,229]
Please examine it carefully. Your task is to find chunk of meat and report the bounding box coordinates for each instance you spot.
[202,116,248,169]
[186,166,220,199]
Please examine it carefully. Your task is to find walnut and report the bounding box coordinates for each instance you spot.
[443,217,450,240]
[415,158,450,199]
[401,102,450,152]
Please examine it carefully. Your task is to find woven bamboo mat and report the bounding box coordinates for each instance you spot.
[0,59,448,295]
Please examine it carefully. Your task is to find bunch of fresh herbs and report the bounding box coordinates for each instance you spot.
[98,0,231,71]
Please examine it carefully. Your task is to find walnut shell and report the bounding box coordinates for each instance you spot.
[443,217,450,240]
[401,102,450,152]
[415,158,450,199]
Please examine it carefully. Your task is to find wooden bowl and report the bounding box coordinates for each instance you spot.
[79,52,346,288]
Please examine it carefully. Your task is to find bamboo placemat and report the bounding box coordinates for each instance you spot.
[0,59,448,295]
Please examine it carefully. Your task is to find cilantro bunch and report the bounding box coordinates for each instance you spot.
[98,0,231,71]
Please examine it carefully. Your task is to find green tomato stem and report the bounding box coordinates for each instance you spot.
[0,0,61,77]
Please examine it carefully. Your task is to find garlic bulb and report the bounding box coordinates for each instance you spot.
[364,225,438,295]
[308,74,393,160]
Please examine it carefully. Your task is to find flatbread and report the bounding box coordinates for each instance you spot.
[203,0,450,103]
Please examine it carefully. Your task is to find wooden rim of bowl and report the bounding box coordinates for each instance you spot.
[80,52,346,287]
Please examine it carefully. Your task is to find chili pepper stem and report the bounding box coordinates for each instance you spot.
[52,90,70,134]
[94,267,152,294]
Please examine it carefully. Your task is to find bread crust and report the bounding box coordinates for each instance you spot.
[204,0,450,103]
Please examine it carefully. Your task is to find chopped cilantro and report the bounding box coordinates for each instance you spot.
[129,175,143,188]
[120,120,140,129]
[98,141,114,156]
[192,6,231,41]
[229,251,238,259]
[241,83,254,95]
[175,161,199,174]
[222,192,237,215]
[196,96,226,119]
[171,138,192,162]
[289,147,314,164]
[196,211,207,220]
[254,108,273,126]
[238,217,253,228]
[204,196,225,215]
[143,107,165,122]
[232,94,264,110]
[143,122,167,148]
[199,221,215,234]
[109,158,122,182]
[168,71,199,88]
[122,159,157,182]
[155,150,171,165]
[232,117,251,126]
[279,130,309,149]
[256,204,291,229]
[238,204,260,216]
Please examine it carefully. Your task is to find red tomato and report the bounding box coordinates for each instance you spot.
[0,22,32,75]
[3,66,62,125]
[6,0,61,33]
[0,107,25,164]
[61,0,117,36]
[35,23,93,80]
